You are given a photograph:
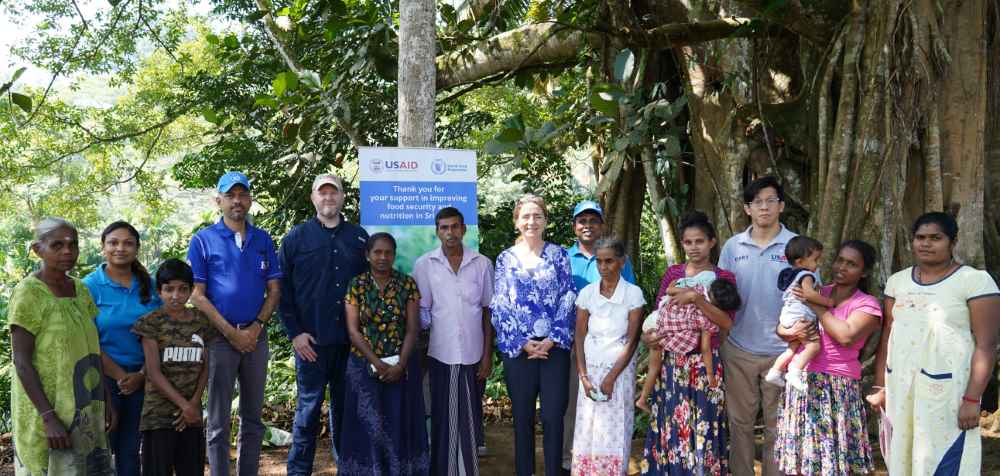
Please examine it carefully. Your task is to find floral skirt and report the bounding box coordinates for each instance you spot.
[641,349,728,475]
[775,372,874,475]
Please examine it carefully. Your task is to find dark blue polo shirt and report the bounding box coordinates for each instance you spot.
[187,219,283,325]
[278,216,369,346]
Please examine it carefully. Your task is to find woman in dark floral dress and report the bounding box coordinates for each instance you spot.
[338,232,429,476]
[640,212,735,475]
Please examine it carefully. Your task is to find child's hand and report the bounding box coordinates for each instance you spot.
[865,388,886,410]
[174,401,202,431]
[600,376,615,399]
[792,282,833,308]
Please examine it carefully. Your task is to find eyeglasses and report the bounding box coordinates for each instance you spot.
[748,197,781,209]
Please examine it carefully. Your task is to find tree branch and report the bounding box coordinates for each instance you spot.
[252,0,365,147]
[731,0,849,45]
[436,17,762,89]
[99,122,166,191]
[36,110,186,169]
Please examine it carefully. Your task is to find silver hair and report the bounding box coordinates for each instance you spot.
[33,217,76,245]
[594,237,626,258]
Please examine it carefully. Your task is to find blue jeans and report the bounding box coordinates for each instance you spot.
[286,343,350,476]
[106,364,144,476]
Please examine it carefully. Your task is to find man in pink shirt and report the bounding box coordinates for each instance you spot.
[413,207,495,475]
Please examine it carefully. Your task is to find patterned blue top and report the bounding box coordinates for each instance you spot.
[490,242,577,358]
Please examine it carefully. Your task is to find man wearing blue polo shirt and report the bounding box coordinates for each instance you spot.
[188,172,282,476]
[718,176,798,476]
[561,200,636,474]
[280,174,369,475]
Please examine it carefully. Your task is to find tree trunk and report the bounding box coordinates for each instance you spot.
[399,0,437,147]
[982,0,1000,433]
[939,0,989,268]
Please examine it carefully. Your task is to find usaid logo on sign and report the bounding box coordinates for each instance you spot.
[370,159,383,174]
[384,160,419,171]
[431,158,447,175]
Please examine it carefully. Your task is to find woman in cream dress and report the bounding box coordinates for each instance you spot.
[870,212,1000,475]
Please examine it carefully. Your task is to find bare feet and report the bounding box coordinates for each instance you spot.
[636,396,651,413]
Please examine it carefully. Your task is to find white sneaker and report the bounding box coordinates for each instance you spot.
[786,368,808,392]
[764,368,785,387]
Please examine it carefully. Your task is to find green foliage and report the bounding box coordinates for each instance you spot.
[1,0,688,432]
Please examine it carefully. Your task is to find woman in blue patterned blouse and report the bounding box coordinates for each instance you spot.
[491,194,578,476]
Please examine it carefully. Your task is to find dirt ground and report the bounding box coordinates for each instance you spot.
[235,423,1000,475]
[3,425,1000,475]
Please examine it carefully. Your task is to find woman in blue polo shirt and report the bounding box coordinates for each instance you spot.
[83,221,161,476]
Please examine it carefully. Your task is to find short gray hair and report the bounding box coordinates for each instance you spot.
[33,217,76,245]
[594,237,625,258]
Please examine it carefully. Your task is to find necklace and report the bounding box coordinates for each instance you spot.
[916,258,955,284]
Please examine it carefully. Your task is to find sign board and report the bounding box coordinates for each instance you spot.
[358,147,479,273]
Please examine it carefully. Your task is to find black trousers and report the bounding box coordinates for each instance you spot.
[141,427,206,476]
[502,347,570,476]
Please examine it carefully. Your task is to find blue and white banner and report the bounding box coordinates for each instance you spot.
[358,147,479,273]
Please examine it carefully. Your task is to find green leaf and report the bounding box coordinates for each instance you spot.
[496,127,523,142]
[245,10,266,22]
[10,92,32,113]
[613,48,635,83]
[201,107,221,125]
[503,114,525,131]
[485,140,519,155]
[590,88,620,116]
[329,0,346,15]
[514,71,534,89]
[272,71,299,96]
[205,34,220,45]
[440,4,457,25]
[456,19,475,32]
[273,74,288,96]
[254,94,279,108]
[10,67,26,85]
[224,34,239,49]
[299,69,322,90]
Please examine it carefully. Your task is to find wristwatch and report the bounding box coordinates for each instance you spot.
[254,318,268,328]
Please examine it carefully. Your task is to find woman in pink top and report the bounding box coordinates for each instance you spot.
[774,240,882,475]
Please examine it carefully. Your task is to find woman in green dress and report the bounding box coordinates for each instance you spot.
[9,218,115,475]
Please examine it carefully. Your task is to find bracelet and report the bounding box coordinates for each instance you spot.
[254,318,267,327]
[40,408,56,418]
[962,395,981,404]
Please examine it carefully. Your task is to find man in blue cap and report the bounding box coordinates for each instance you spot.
[561,199,636,473]
[188,171,283,476]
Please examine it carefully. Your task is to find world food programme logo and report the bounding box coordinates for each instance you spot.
[369,159,383,174]
[431,158,446,175]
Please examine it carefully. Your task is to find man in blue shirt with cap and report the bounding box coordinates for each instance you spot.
[188,171,283,476]
[561,199,636,473]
